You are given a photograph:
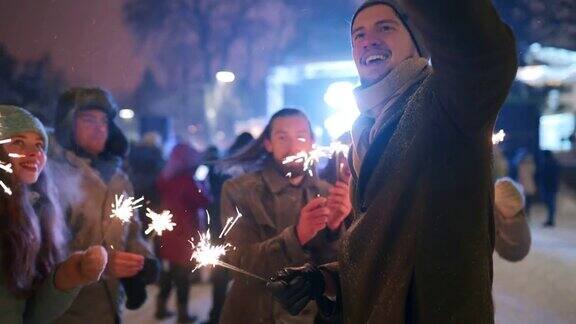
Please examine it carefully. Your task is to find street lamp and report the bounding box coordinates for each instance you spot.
[119,108,135,120]
[216,71,235,83]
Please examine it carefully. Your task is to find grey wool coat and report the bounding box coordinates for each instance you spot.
[219,163,341,324]
[51,149,154,324]
[329,0,518,323]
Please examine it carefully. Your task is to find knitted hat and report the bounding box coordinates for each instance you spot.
[0,105,48,148]
[351,0,428,58]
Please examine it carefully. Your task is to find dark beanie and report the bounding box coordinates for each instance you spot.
[351,0,428,58]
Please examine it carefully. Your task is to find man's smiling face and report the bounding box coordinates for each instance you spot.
[352,4,418,87]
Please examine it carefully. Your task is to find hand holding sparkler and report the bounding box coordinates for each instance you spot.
[106,250,144,279]
[326,182,352,231]
[79,246,108,282]
[55,245,109,291]
[297,198,330,245]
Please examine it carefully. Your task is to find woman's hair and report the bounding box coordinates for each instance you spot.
[218,108,312,173]
[0,146,67,297]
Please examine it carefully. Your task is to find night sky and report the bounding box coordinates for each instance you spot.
[0,0,146,95]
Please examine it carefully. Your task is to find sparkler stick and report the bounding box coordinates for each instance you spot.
[214,260,266,282]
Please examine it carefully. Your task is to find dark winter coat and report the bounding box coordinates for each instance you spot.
[331,1,517,323]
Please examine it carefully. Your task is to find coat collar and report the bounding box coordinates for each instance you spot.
[354,76,430,210]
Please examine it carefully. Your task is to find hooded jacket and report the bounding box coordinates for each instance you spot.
[50,88,157,323]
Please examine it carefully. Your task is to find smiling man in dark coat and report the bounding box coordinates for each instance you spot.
[268,0,518,323]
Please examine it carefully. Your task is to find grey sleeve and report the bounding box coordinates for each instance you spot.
[494,210,531,262]
[23,272,80,324]
[402,0,518,132]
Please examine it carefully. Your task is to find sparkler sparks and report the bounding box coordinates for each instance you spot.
[492,130,506,145]
[282,142,350,177]
[0,181,12,195]
[189,230,265,282]
[109,194,144,223]
[0,138,12,144]
[219,207,243,238]
[0,160,12,195]
[144,208,176,236]
[0,162,12,173]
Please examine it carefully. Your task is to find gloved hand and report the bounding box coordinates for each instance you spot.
[266,264,325,316]
[495,177,525,218]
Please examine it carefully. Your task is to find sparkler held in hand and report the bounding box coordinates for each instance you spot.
[189,207,265,282]
[109,194,144,223]
[144,208,176,236]
[189,229,266,282]
[282,142,349,178]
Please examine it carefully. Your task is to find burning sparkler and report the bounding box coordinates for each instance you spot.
[109,194,144,223]
[282,142,350,177]
[492,130,506,145]
[8,153,25,158]
[189,230,265,282]
[188,207,265,281]
[0,138,12,145]
[144,208,176,236]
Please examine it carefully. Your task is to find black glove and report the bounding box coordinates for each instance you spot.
[266,263,325,316]
[121,257,160,310]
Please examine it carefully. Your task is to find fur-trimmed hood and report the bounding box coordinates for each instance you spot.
[54,87,129,158]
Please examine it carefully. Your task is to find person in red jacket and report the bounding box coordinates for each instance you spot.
[155,143,210,323]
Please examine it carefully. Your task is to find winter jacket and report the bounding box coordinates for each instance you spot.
[51,149,155,324]
[157,172,210,265]
[0,252,79,324]
[331,1,517,323]
[219,162,340,324]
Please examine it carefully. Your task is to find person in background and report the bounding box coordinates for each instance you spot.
[50,87,159,324]
[202,132,255,324]
[128,131,165,231]
[536,150,561,227]
[155,143,210,323]
[0,105,107,323]
[219,108,351,324]
[223,132,255,177]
